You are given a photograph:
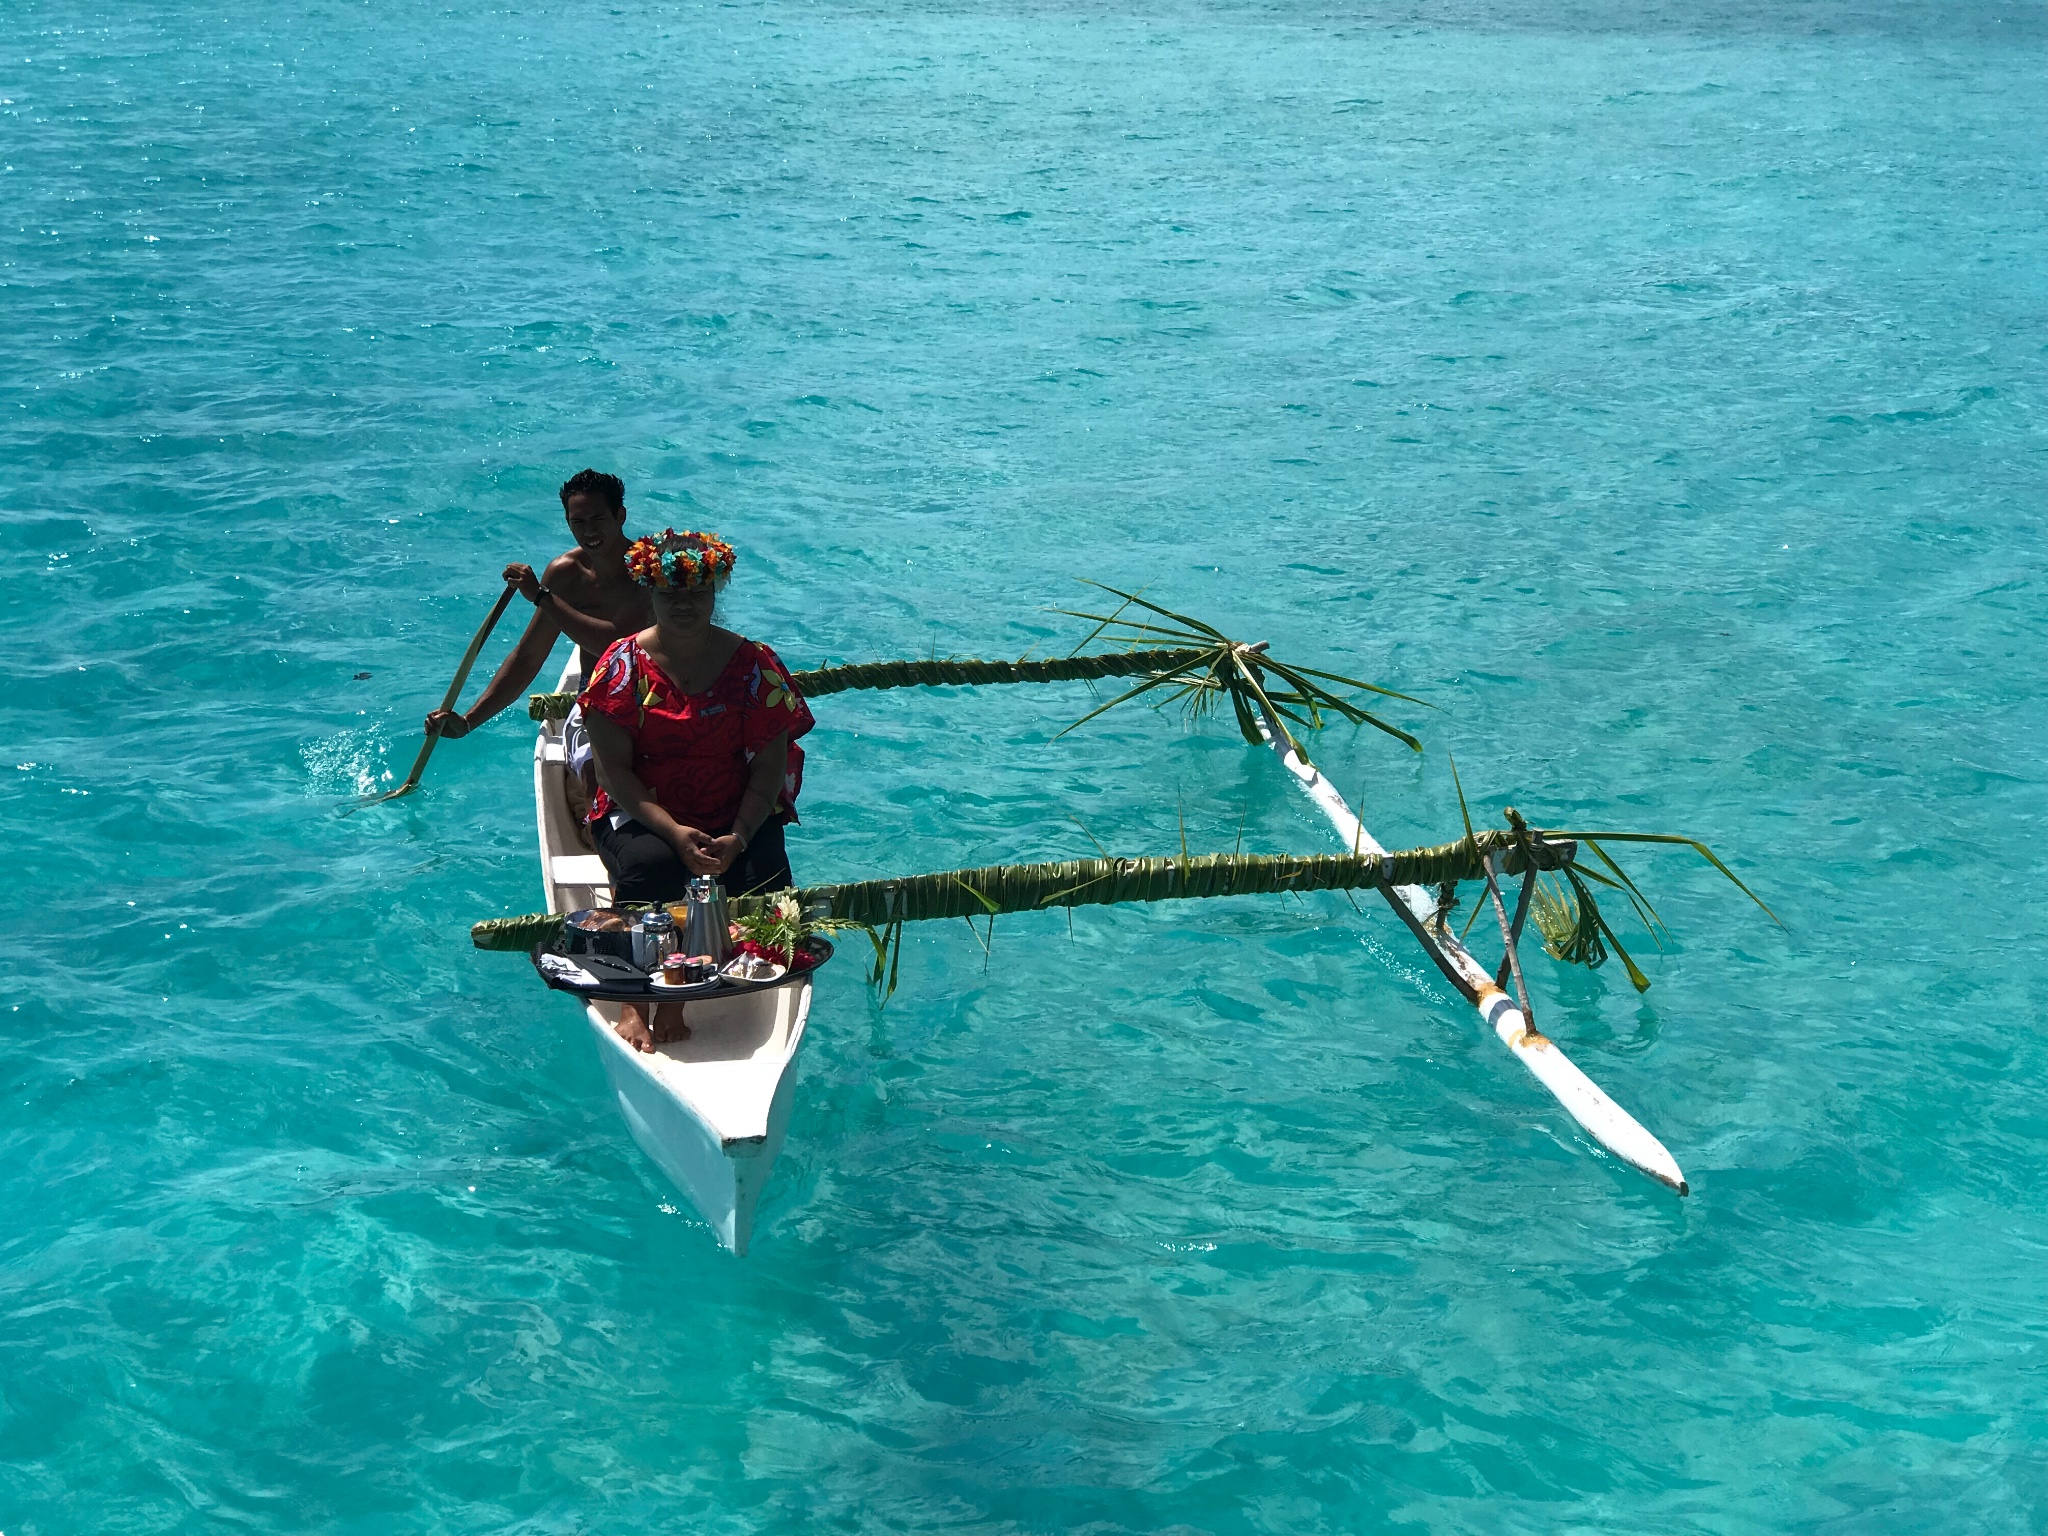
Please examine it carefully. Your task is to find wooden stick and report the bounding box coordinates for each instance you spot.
[362,581,519,806]
[1481,851,1537,1030]
[1495,866,1536,991]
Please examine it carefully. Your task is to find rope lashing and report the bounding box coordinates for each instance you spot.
[1433,879,1460,935]
[469,830,1579,951]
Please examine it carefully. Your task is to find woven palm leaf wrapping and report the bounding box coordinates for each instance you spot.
[530,647,1227,721]
[468,830,1575,953]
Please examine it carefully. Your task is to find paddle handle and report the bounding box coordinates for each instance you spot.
[374,580,520,804]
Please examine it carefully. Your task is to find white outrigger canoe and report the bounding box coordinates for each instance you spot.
[487,608,1716,1248]
[531,660,813,1254]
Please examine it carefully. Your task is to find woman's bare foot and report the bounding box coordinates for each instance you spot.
[615,1003,656,1053]
[651,1002,691,1043]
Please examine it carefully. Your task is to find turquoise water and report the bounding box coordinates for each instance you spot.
[6,0,2046,1528]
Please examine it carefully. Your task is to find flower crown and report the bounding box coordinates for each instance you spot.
[625,528,737,590]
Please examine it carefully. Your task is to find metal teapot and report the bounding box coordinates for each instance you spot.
[680,875,733,965]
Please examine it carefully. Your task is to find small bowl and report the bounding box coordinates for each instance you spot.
[720,955,788,986]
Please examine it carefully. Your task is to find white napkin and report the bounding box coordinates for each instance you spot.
[538,953,603,988]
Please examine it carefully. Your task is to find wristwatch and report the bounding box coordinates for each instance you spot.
[532,583,552,605]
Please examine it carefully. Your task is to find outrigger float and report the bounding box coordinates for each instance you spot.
[478,588,1773,1251]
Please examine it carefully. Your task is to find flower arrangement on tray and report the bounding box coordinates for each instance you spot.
[729,890,842,973]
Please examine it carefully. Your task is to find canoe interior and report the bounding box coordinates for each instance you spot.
[535,656,610,914]
[581,984,810,1146]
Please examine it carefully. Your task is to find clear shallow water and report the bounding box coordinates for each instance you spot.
[4,0,2046,1529]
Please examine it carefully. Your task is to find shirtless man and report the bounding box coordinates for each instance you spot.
[424,468,654,746]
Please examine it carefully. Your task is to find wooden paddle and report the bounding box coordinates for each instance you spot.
[363,580,519,806]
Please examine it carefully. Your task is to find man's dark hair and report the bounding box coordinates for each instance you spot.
[559,468,626,515]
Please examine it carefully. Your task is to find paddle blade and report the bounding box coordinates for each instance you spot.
[355,580,518,810]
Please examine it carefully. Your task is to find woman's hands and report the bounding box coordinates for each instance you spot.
[700,833,745,874]
[589,712,779,881]
[667,825,740,876]
[700,738,785,878]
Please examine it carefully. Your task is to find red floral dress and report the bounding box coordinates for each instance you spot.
[577,636,814,832]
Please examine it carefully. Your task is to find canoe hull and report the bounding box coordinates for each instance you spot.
[534,656,813,1252]
[583,1003,803,1256]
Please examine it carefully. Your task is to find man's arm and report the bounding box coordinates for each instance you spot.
[424,604,561,739]
[514,556,639,656]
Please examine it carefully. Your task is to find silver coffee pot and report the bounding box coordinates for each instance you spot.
[680,875,733,964]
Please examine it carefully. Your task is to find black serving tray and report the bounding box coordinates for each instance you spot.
[528,937,832,1003]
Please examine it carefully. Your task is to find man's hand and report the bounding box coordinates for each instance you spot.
[504,563,544,603]
[424,708,471,739]
[700,834,743,875]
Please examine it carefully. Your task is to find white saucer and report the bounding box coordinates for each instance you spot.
[648,974,721,996]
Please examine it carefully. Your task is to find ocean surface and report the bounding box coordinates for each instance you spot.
[5,0,2046,1530]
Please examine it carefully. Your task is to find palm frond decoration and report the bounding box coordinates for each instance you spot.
[1530,875,1581,961]
[1513,820,1781,993]
[1047,582,1425,761]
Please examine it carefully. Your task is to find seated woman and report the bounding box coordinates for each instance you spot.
[577,528,815,1052]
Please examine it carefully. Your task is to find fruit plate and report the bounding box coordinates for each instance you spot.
[715,936,834,992]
